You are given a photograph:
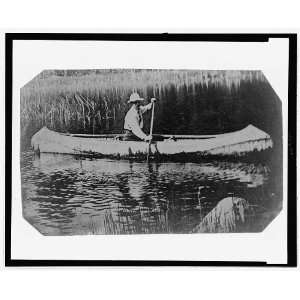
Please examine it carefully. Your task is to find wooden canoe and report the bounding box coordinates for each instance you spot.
[31,125,273,158]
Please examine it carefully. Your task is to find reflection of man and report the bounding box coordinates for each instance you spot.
[124,92,156,141]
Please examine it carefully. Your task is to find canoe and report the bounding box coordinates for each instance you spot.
[31,125,273,159]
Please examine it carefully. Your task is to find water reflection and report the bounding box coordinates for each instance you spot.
[21,152,280,235]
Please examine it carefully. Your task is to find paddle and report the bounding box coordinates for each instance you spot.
[147,98,156,161]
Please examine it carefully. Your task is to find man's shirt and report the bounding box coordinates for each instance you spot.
[124,103,152,140]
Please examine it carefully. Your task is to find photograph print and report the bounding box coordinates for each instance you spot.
[20,68,282,236]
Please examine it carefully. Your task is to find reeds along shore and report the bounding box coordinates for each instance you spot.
[20,69,282,149]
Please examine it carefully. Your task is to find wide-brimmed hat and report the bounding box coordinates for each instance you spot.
[128,92,144,103]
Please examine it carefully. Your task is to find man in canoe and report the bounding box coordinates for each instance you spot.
[124,92,156,141]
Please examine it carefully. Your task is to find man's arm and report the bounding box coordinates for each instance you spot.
[139,102,152,114]
[140,98,156,114]
[131,124,148,140]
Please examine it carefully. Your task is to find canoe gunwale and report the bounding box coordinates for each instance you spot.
[58,130,243,140]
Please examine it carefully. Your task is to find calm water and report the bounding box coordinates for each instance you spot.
[21,151,281,235]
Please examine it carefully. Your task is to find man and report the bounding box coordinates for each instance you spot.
[124,92,156,141]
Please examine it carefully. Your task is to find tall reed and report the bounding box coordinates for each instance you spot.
[21,69,279,149]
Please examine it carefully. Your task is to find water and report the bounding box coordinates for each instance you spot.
[21,151,282,235]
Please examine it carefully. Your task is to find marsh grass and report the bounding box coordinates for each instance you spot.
[78,205,171,235]
[20,69,271,149]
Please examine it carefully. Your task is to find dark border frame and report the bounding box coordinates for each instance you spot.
[5,33,297,267]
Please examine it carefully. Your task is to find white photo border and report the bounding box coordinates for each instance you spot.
[5,33,297,267]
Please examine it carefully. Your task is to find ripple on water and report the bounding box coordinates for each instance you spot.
[21,151,280,235]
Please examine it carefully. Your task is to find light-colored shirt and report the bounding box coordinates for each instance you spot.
[124,103,152,140]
